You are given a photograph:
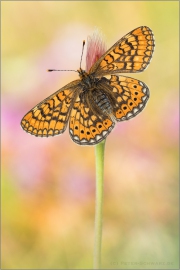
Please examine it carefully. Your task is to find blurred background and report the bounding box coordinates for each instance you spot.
[1,1,179,269]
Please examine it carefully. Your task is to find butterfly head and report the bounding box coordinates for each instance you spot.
[77,68,88,79]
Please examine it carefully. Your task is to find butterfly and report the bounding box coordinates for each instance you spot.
[21,26,155,145]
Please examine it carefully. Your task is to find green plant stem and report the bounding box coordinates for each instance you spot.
[93,139,106,269]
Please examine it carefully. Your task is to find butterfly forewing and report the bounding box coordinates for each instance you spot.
[89,26,155,76]
[21,80,82,137]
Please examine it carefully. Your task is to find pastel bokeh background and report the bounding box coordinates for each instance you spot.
[2,1,179,269]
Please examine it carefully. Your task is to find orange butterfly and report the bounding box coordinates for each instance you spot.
[21,26,155,145]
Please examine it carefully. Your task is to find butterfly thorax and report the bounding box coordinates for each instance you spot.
[78,68,95,87]
[78,69,114,118]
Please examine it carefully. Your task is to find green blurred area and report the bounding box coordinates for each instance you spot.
[1,1,179,269]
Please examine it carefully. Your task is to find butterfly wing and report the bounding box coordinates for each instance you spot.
[21,80,82,137]
[69,96,115,145]
[89,26,155,76]
[98,75,149,121]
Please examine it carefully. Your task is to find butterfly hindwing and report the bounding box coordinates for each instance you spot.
[93,75,149,122]
[69,96,115,145]
[100,75,150,121]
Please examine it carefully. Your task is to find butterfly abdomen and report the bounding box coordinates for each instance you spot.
[93,90,112,115]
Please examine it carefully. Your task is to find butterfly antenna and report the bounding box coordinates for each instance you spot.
[47,69,78,72]
[80,40,85,69]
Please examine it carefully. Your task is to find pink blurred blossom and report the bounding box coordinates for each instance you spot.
[86,29,106,72]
